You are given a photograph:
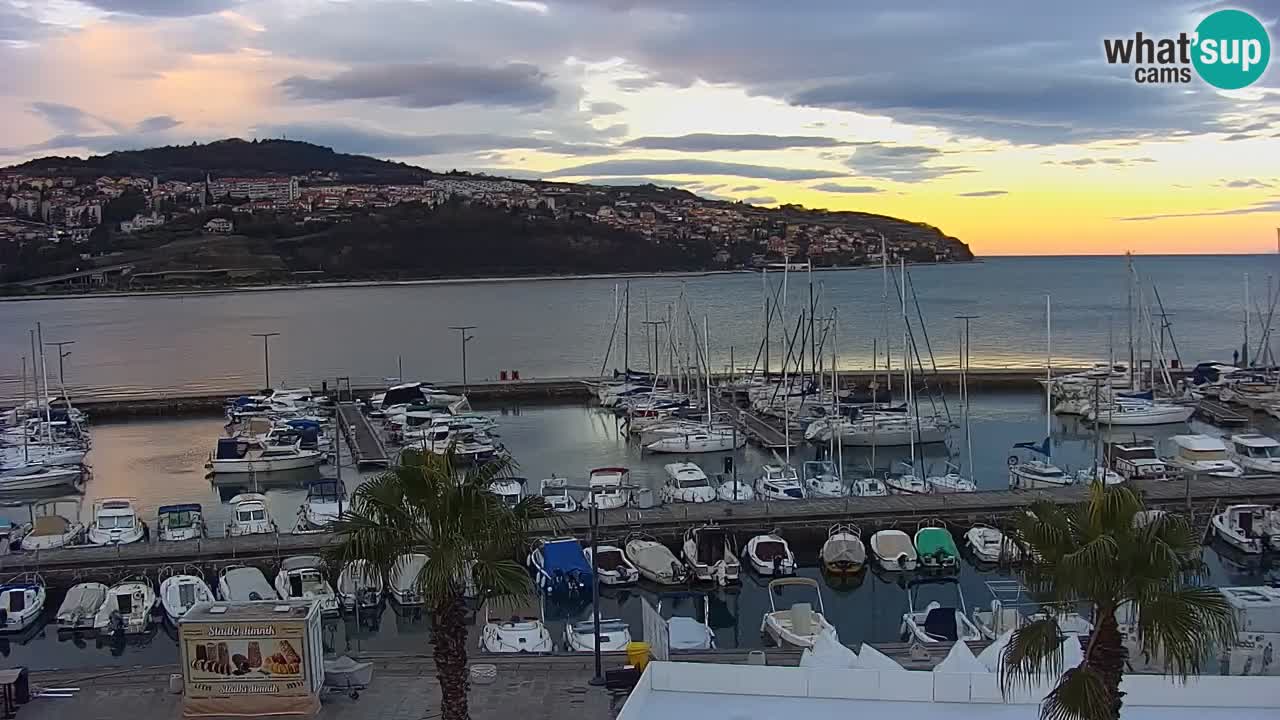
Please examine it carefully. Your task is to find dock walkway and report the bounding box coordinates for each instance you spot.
[1196,400,1250,426]
[336,401,389,467]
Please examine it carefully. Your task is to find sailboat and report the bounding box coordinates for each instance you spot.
[928,317,977,493]
[1009,296,1071,489]
[645,316,744,453]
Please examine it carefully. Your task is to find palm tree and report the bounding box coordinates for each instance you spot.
[330,449,551,720]
[999,483,1236,720]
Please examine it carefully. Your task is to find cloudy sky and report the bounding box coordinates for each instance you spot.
[1,0,1278,255]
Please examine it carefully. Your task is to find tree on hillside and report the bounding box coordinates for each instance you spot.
[1001,484,1236,720]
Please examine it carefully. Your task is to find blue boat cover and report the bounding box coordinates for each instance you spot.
[542,540,592,576]
[216,437,248,459]
[158,503,202,514]
[286,419,321,430]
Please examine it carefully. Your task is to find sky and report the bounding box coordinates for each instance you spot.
[0,0,1278,256]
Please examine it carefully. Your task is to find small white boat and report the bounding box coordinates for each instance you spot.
[218,566,274,601]
[275,556,339,615]
[624,534,687,585]
[0,573,46,632]
[660,462,716,504]
[1008,459,1073,489]
[744,531,796,576]
[760,577,837,649]
[1228,434,1280,474]
[714,473,755,502]
[565,617,632,652]
[87,498,145,546]
[1075,465,1126,486]
[925,467,977,493]
[899,577,983,644]
[583,544,640,586]
[538,476,578,513]
[683,523,740,585]
[337,559,383,611]
[657,593,716,650]
[159,572,214,622]
[0,465,82,491]
[480,602,553,654]
[884,471,928,495]
[755,464,804,501]
[210,437,323,474]
[93,577,157,634]
[157,503,204,542]
[849,477,888,497]
[1165,434,1243,478]
[1086,400,1194,426]
[20,499,84,551]
[870,529,918,571]
[1211,504,1280,554]
[802,460,845,498]
[964,523,1021,564]
[581,467,631,510]
[55,581,106,629]
[226,493,277,536]
[820,524,866,575]
[389,553,428,605]
[299,480,346,530]
[490,477,527,507]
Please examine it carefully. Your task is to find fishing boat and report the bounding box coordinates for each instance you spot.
[389,553,428,605]
[274,556,339,615]
[1227,434,1280,474]
[210,436,322,474]
[490,477,526,508]
[218,566,274,601]
[565,617,632,652]
[55,582,106,629]
[682,523,740,585]
[20,498,83,551]
[298,480,346,530]
[158,571,214,622]
[802,460,844,498]
[0,573,46,632]
[538,476,578,513]
[914,521,959,570]
[337,559,383,611]
[156,503,204,542]
[226,493,277,536]
[869,529,918,572]
[964,524,1021,564]
[624,534,687,585]
[581,467,631,510]
[744,530,795,576]
[899,577,983,644]
[1165,435,1243,478]
[755,464,804,500]
[849,476,888,497]
[1211,504,1280,554]
[87,498,145,546]
[93,577,157,634]
[760,577,837,649]
[660,462,716,504]
[480,601,553,654]
[821,524,866,574]
[583,544,640,586]
[1107,441,1174,481]
[528,538,592,600]
[1086,399,1194,426]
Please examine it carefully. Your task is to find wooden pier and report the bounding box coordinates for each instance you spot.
[336,401,390,467]
[714,397,800,450]
[1196,399,1250,426]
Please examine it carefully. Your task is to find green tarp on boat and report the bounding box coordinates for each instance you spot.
[915,527,958,566]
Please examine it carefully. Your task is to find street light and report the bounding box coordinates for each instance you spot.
[251,332,280,389]
[449,326,476,392]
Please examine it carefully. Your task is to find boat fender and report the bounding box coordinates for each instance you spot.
[1007,456,1019,467]
[134,590,145,600]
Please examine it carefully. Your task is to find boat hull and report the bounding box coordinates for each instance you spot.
[211,454,322,474]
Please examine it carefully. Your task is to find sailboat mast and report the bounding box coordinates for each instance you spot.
[37,322,52,443]
[1046,295,1052,459]
[901,258,914,473]
[1126,253,1135,387]
[704,316,712,427]
[623,281,631,374]
[1244,273,1250,367]
[762,268,769,378]
[783,260,790,466]
[881,235,892,394]
[833,309,843,479]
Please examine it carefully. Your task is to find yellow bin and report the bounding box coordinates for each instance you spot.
[626,641,651,671]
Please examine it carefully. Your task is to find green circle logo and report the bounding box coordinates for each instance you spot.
[1192,9,1271,89]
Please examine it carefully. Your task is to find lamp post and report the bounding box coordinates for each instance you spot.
[251,332,280,389]
[449,326,476,392]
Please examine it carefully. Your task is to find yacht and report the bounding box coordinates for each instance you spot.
[218,566,274,601]
[1107,441,1174,481]
[760,578,838,648]
[1211,504,1280,554]
[538,476,578,513]
[0,465,83,491]
[337,559,383,611]
[1007,441,1073,489]
[1227,434,1280,474]
[925,463,977,493]
[226,493,277,536]
[820,524,866,574]
[1075,465,1126,486]
[0,574,46,632]
[87,498,145,546]
[275,556,339,615]
[755,464,804,500]
[565,618,631,653]
[645,427,743,453]
[744,531,796,576]
[914,521,959,570]
[298,480,346,530]
[802,460,844,498]
[714,473,755,502]
[158,571,214,622]
[528,538,592,600]
[93,577,157,634]
[1165,435,1243,478]
[20,499,84,551]
[899,577,983,644]
[1085,400,1194,426]
[683,523,740,585]
[804,411,947,447]
[581,467,631,510]
[157,503,204,541]
[660,462,716,504]
[210,437,322,474]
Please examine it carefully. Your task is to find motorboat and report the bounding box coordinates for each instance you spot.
[275,555,339,615]
[20,498,84,551]
[87,498,145,546]
[970,580,1095,640]
[1228,434,1280,474]
[226,493,277,536]
[538,476,579,513]
[964,523,1021,564]
[682,523,740,585]
[55,581,106,629]
[490,477,527,507]
[899,577,983,644]
[389,553,428,605]
[1165,434,1243,478]
[479,601,554,654]
[565,617,632,652]
[714,473,755,502]
[529,538,592,600]
[802,460,844,498]
[210,437,323,474]
[849,476,888,497]
[660,462,716,504]
[158,571,214,622]
[157,503,204,542]
[760,577,837,649]
[755,464,804,501]
[870,529,918,571]
[299,480,346,530]
[583,544,640,586]
[0,465,82,491]
[645,427,743,453]
[1086,400,1194,426]
[322,656,373,694]
[821,524,866,574]
[0,573,46,632]
[624,534,687,585]
[581,467,631,510]
[884,470,928,495]
[1211,504,1280,554]
[337,559,383,611]
[1107,441,1174,481]
[218,566,275,601]
[374,382,465,412]
[914,521,959,570]
[656,593,716,650]
[93,577,157,634]
[744,531,796,576]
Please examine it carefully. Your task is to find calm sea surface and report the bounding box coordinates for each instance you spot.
[2,255,1278,400]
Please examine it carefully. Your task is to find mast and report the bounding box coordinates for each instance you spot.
[762,268,769,378]
[833,309,843,480]
[1126,253,1135,386]
[704,316,712,429]
[1244,273,1250,367]
[782,260,790,466]
[37,323,52,444]
[1046,295,1053,461]
[902,258,914,474]
[20,355,28,462]
[881,234,892,394]
[623,281,631,375]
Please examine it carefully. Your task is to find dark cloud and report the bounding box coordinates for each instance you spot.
[597,123,630,138]
[957,189,1008,197]
[573,177,702,189]
[1222,133,1260,141]
[589,101,626,115]
[1047,156,1156,167]
[253,122,617,157]
[547,158,845,181]
[739,196,776,205]
[1222,178,1273,189]
[731,184,761,192]
[1119,198,1280,221]
[624,133,849,151]
[812,182,883,194]
[844,143,972,183]
[28,102,103,133]
[135,115,182,133]
[615,77,662,92]
[0,3,46,43]
[77,0,238,16]
[279,62,558,109]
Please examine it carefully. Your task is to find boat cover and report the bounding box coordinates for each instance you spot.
[916,528,959,558]
[542,540,591,575]
[668,616,711,650]
[628,542,679,576]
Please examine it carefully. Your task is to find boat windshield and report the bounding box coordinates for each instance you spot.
[238,509,266,522]
[677,475,709,489]
[99,515,135,529]
[1244,444,1280,458]
[164,511,196,528]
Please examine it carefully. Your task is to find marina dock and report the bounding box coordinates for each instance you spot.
[1196,399,1249,426]
[336,401,390,467]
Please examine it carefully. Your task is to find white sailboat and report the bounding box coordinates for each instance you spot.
[1010,295,1070,489]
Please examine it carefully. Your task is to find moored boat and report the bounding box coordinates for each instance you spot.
[820,524,865,574]
[744,530,796,576]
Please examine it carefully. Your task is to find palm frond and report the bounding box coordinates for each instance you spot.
[1132,586,1237,678]
[1039,666,1112,720]
[999,617,1067,694]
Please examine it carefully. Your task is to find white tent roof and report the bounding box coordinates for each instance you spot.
[934,642,988,674]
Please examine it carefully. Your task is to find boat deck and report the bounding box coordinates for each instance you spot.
[336,401,389,467]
